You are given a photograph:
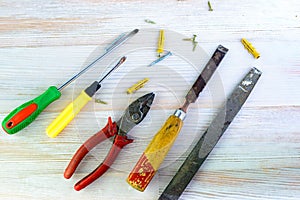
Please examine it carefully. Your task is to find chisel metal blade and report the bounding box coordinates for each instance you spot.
[158,67,262,200]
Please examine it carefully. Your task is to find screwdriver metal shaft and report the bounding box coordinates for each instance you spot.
[58,29,138,91]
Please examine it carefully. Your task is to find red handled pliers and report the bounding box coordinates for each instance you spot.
[64,92,155,191]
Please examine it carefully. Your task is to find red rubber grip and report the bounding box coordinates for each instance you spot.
[5,103,38,130]
[74,134,133,191]
[64,117,117,179]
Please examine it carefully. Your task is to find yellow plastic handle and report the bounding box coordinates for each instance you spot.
[157,29,165,55]
[46,90,92,138]
[127,115,183,192]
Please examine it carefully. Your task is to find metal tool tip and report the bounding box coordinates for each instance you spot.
[120,56,127,63]
[146,92,155,96]
[133,29,139,33]
[252,67,262,75]
[146,92,155,101]
[217,45,229,53]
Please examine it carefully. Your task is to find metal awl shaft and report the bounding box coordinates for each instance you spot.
[98,56,126,83]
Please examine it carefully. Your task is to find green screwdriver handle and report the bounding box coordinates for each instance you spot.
[2,86,61,134]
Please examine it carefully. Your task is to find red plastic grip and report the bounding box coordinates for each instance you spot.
[64,117,117,179]
[5,103,38,130]
[74,134,133,191]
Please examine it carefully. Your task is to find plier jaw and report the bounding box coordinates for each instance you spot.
[116,92,155,135]
[129,92,155,124]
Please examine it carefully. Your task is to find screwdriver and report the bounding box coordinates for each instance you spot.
[127,45,228,192]
[2,29,139,135]
[46,56,126,138]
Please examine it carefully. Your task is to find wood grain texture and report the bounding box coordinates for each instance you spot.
[0,0,300,199]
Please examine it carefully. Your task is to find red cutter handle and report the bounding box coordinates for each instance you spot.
[64,117,117,179]
[74,134,133,191]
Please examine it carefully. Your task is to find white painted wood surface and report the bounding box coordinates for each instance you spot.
[0,0,299,199]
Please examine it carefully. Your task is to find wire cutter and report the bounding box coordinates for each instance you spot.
[64,92,155,191]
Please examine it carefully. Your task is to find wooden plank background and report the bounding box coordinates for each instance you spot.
[0,0,299,199]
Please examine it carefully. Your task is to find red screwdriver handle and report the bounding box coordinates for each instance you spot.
[74,134,133,191]
[64,117,117,179]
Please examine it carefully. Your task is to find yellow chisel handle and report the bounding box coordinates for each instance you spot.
[127,110,185,192]
[46,90,92,138]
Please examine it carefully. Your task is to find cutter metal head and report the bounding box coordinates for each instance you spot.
[116,92,155,135]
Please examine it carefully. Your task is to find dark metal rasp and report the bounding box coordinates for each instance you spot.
[159,67,262,200]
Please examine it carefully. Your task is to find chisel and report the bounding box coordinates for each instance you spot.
[2,29,138,135]
[127,45,228,192]
[159,67,262,200]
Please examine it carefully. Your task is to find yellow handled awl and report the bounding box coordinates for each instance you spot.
[46,56,126,138]
[127,45,228,192]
